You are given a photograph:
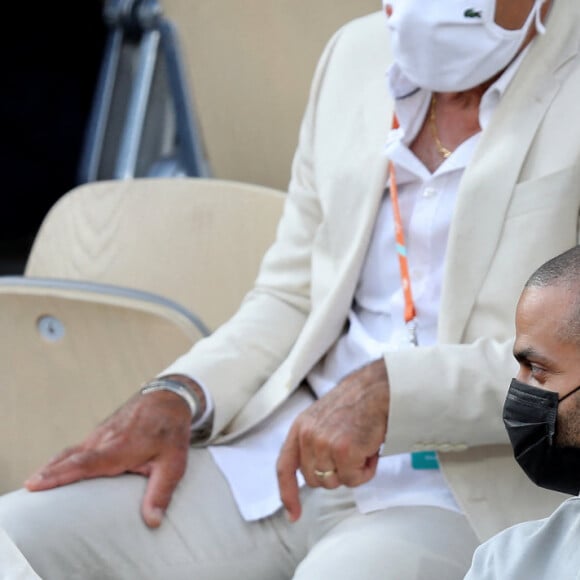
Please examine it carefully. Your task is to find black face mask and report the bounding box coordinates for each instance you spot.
[503,378,580,496]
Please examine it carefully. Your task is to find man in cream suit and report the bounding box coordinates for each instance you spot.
[1,1,579,579]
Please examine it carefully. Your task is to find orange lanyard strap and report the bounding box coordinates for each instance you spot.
[388,114,417,345]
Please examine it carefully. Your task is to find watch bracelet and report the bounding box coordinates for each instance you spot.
[140,378,212,442]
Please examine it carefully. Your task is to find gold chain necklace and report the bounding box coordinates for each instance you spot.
[429,94,452,159]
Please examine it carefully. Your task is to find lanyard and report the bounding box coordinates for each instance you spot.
[389,115,439,470]
[388,113,418,346]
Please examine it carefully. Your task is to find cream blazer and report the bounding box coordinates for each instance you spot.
[164,0,580,540]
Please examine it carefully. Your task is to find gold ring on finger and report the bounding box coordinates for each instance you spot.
[313,468,336,479]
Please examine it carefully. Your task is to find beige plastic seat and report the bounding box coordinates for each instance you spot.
[160,0,380,190]
[0,177,286,492]
[25,177,286,331]
[0,277,206,493]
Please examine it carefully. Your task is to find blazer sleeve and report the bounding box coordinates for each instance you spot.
[383,189,580,456]
[160,24,350,436]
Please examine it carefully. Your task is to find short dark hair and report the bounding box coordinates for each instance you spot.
[525,245,580,345]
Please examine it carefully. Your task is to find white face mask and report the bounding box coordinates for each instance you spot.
[385,0,546,92]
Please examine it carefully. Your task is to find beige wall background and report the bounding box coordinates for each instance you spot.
[162,1,381,191]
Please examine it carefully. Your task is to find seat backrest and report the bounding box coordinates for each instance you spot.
[25,177,286,332]
[160,0,380,190]
[2,177,284,491]
[0,278,205,493]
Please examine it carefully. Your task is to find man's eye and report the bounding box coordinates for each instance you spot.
[530,364,547,381]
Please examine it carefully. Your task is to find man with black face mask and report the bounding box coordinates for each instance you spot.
[0,1,579,579]
[465,245,580,579]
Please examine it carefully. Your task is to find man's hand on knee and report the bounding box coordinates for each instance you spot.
[24,388,193,528]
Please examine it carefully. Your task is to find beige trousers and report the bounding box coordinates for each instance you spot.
[0,527,41,579]
[0,448,479,579]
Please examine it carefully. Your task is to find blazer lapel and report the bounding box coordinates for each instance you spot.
[439,1,579,342]
[221,154,389,439]
[285,154,390,377]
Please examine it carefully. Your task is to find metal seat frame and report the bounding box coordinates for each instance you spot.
[78,0,210,183]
